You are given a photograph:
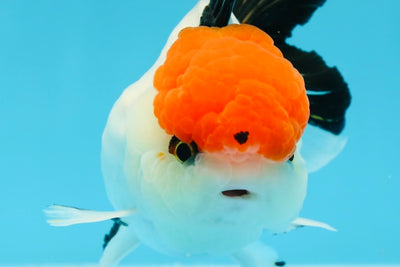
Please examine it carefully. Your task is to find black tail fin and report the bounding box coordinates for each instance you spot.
[279,44,351,134]
[233,0,351,134]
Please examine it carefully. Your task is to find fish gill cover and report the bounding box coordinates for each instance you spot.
[153,24,309,162]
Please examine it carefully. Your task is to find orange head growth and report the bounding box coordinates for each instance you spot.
[153,24,309,162]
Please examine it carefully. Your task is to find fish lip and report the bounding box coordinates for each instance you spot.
[221,189,250,198]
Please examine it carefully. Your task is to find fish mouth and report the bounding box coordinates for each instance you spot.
[221,189,250,198]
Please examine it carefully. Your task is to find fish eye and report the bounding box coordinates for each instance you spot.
[288,154,294,162]
[168,136,198,163]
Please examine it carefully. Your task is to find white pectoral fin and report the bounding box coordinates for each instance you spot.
[290,217,337,232]
[100,225,140,267]
[44,205,136,227]
[301,125,347,173]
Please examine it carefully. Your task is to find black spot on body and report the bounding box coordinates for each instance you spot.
[234,131,249,145]
[275,261,286,266]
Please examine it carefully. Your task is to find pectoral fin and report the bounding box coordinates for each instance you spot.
[44,205,135,226]
[291,217,337,232]
[301,124,347,173]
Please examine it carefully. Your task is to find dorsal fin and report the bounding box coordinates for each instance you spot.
[200,0,237,27]
[233,0,326,44]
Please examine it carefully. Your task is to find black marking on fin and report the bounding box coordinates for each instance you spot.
[103,218,128,249]
[234,131,249,144]
[278,44,351,134]
[275,260,286,266]
[233,0,326,45]
[200,0,237,27]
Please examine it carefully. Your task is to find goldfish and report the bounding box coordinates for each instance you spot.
[45,0,351,266]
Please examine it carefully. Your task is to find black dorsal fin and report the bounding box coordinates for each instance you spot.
[279,44,351,134]
[200,0,237,27]
[233,0,326,45]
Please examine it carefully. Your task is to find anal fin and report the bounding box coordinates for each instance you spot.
[103,218,128,249]
[100,224,140,267]
[232,241,280,267]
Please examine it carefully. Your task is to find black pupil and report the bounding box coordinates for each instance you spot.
[176,143,192,162]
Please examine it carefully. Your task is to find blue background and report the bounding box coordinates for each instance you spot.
[0,0,399,264]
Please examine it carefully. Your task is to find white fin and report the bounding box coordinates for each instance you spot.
[291,217,337,232]
[100,225,140,267]
[301,124,347,173]
[232,241,278,267]
[44,205,135,227]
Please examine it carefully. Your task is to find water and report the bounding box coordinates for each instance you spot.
[0,0,399,265]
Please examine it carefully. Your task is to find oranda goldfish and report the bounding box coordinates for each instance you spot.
[45,0,351,266]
